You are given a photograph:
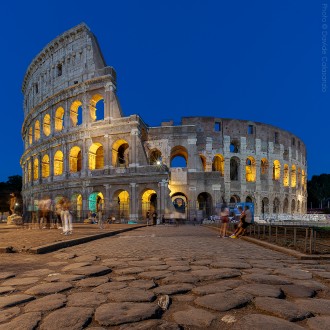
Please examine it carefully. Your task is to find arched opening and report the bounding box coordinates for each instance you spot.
[245,156,256,182]
[273,198,280,214]
[42,154,50,178]
[291,165,297,188]
[246,196,253,203]
[55,107,65,131]
[69,146,82,172]
[54,150,64,176]
[212,154,224,176]
[71,193,83,220]
[297,168,302,188]
[43,114,51,136]
[34,120,40,141]
[33,158,39,180]
[230,140,239,153]
[172,193,187,218]
[200,155,206,171]
[261,197,269,216]
[283,164,289,186]
[197,192,213,218]
[283,198,289,213]
[260,158,269,178]
[89,192,104,213]
[170,146,188,168]
[29,127,33,145]
[302,170,306,191]
[272,160,281,181]
[230,157,239,181]
[90,94,104,121]
[70,100,83,126]
[291,199,296,214]
[230,195,241,203]
[89,143,104,170]
[112,139,129,167]
[141,189,157,218]
[149,149,162,165]
[28,160,32,182]
[297,200,301,213]
[113,190,130,220]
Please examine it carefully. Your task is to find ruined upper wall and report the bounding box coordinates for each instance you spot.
[22,23,113,115]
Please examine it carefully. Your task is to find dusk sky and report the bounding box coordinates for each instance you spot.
[0,0,328,182]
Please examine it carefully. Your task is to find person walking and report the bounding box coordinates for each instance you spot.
[61,197,73,235]
[218,205,229,237]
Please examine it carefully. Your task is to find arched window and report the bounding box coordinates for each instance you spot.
[33,158,39,180]
[230,157,239,181]
[90,94,104,121]
[54,150,64,176]
[70,100,83,126]
[170,146,188,168]
[69,146,82,172]
[43,114,51,136]
[291,165,297,188]
[89,143,104,170]
[149,149,162,165]
[55,107,65,131]
[283,164,289,186]
[272,160,281,181]
[42,154,50,178]
[27,160,32,182]
[29,127,33,145]
[245,156,256,182]
[261,158,269,176]
[212,154,224,176]
[112,140,129,167]
[34,120,40,141]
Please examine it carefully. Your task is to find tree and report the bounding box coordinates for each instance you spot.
[307,174,330,209]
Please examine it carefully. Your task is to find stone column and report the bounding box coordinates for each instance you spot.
[130,183,138,221]
[130,128,139,167]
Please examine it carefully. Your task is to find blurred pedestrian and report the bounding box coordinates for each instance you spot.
[218,205,229,237]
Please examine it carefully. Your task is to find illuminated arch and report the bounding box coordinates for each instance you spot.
[42,154,50,178]
[212,154,224,176]
[33,158,39,180]
[230,157,240,181]
[113,190,130,219]
[272,160,281,181]
[170,146,188,167]
[245,156,256,182]
[89,143,104,170]
[283,198,289,213]
[112,139,129,167]
[291,165,297,188]
[54,150,64,176]
[70,100,83,127]
[55,107,65,131]
[43,114,51,136]
[141,189,157,217]
[261,158,269,176]
[29,127,33,145]
[69,146,82,172]
[302,170,306,190]
[149,149,162,165]
[89,94,104,121]
[297,168,302,188]
[200,155,206,171]
[89,192,104,213]
[28,159,32,182]
[34,120,40,141]
[71,193,83,219]
[283,164,289,187]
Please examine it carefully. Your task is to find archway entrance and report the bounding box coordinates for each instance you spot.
[141,189,157,219]
[113,190,130,221]
[197,192,213,218]
[89,192,104,213]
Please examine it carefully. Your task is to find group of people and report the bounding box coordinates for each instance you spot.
[218,205,252,238]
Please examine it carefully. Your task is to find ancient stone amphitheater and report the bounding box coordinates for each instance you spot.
[20,23,307,222]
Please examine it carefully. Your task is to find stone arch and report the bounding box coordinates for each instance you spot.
[70,100,83,127]
[90,94,104,121]
[302,170,306,191]
[230,139,239,153]
[291,165,297,188]
[69,146,82,172]
[261,197,269,214]
[230,156,240,181]
[272,160,281,181]
[113,190,130,220]
[197,192,213,218]
[283,198,289,213]
[283,164,289,186]
[246,196,253,203]
[260,158,269,178]
[212,154,224,176]
[200,155,206,171]
[149,149,162,165]
[172,192,187,218]
[54,150,64,176]
[29,127,33,145]
[291,199,296,214]
[112,139,129,167]
[28,159,32,182]
[170,146,188,167]
[33,158,39,180]
[297,168,302,188]
[89,143,104,170]
[34,120,40,141]
[245,156,256,182]
[230,195,241,203]
[43,113,51,136]
[297,200,301,213]
[42,154,50,178]
[141,189,157,218]
[55,106,65,131]
[273,198,280,213]
[71,193,83,219]
[89,192,104,213]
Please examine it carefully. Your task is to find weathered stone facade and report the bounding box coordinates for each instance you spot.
[21,23,307,221]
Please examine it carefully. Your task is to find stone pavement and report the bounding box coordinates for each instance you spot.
[1,225,330,329]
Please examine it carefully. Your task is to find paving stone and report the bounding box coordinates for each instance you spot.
[293,279,329,291]
[0,306,20,323]
[40,307,94,330]
[0,294,35,309]
[21,269,53,277]
[167,265,191,272]
[313,271,330,280]
[161,274,200,284]
[172,294,195,302]
[73,255,98,262]
[280,284,316,298]
[153,283,194,295]
[254,297,313,321]
[129,280,156,290]
[306,316,330,329]
[194,291,252,312]
[44,273,85,282]
[118,319,180,329]
[25,282,73,295]
[61,262,92,272]
[101,259,129,268]
[0,312,41,330]
[46,261,68,267]
[2,277,40,286]
[92,281,127,293]
[146,265,169,271]
[231,313,305,330]
[70,265,111,277]
[191,268,241,281]
[95,302,160,326]
[111,275,137,282]
[127,260,166,267]
[190,265,209,271]
[210,261,252,269]
[113,267,144,275]
[24,293,67,312]
[54,253,77,260]
[0,272,15,280]
[190,259,213,266]
[273,268,312,280]
[294,298,330,314]
[235,284,283,298]
[108,288,155,302]
[241,274,292,285]
[192,282,232,295]
[75,276,109,288]
[0,286,15,294]
[137,271,172,280]
[67,292,107,306]
[172,306,216,327]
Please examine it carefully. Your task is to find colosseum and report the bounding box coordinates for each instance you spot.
[20,23,307,223]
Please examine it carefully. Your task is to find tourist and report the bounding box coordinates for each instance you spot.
[230,205,252,238]
[218,205,229,237]
[61,197,73,235]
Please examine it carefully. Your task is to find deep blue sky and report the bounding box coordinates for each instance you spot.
[0,0,328,182]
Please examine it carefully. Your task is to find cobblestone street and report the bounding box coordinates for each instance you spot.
[1,225,330,329]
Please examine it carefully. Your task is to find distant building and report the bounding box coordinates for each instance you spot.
[21,23,307,221]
